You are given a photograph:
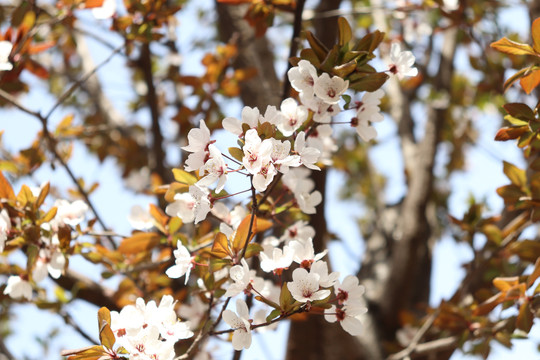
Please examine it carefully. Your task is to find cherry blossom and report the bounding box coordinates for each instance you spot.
[334,275,365,306]
[287,59,318,96]
[388,43,418,79]
[165,192,196,223]
[0,209,10,252]
[127,205,154,230]
[197,144,228,192]
[300,92,341,123]
[3,275,32,300]
[183,120,212,172]
[166,243,195,284]
[0,41,13,71]
[223,299,252,351]
[310,260,339,288]
[92,0,116,20]
[294,131,321,171]
[32,239,66,281]
[280,220,315,244]
[259,244,294,274]
[52,199,89,228]
[211,203,247,229]
[324,304,367,336]
[242,129,273,174]
[271,138,301,173]
[223,106,261,136]
[225,258,264,297]
[290,238,328,268]
[353,89,384,142]
[313,73,349,104]
[276,98,308,136]
[306,124,338,165]
[189,184,212,224]
[296,189,323,214]
[252,160,277,192]
[287,267,330,303]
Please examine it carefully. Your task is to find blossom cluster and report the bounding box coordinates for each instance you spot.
[109,295,194,360]
[2,198,88,300]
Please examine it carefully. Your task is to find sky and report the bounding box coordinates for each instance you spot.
[1,0,539,359]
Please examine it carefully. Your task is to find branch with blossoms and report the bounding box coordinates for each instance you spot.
[56,16,420,359]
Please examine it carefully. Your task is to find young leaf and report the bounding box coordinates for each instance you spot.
[502,161,526,187]
[517,299,533,332]
[118,232,161,254]
[503,103,535,121]
[532,17,540,53]
[232,214,257,253]
[520,68,540,94]
[527,257,540,287]
[172,168,198,185]
[305,31,329,62]
[490,37,537,56]
[494,126,529,141]
[337,17,352,47]
[211,232,232,259]
[0,172,15,201]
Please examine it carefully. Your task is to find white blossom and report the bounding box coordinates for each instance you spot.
[3,276,32,300]
[324,304,366,335]
[242,129,273,174]
[223,299,252,351]
[183,120,212,172]
[225,258,264,297]
[197,144,228,192]
[92,0,116,19]
[52,199,88,228]
[310,260,339,288]
[295,132,321,171]
[287,60,318,96]
[296,190,322,214]
[259,244,294,274]
[189,184,212,224]
[127,205,154,230]
[223,106,261,136]
[166,192,196,223]
[313,73,349,104]
[354,89,384,142]
[306,125,337,166]
[335,275,365,306]
[280,220,315,244]
[276,98,308,136]
[0,209,10,252]
[290,238,328,268]
[166,243,194,284]
[287,268,330,303]
[300,92,340,123]
[0,41,13,71]
[388,43,418,79]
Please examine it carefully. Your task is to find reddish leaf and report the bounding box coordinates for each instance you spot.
[25,58,49,79]
[494,126,528,141]
[520,68,540,94]
[118,232,160,254]
[27,41,55,55]
[517,299,534,332]
[527,257,540,287]
[503,103,535,121]
[149,204,168,227]
[232,214,257,253]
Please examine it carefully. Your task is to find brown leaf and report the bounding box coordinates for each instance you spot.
[494,126,528,141]
[0,172,15,201]
[118,232,161,254]
[532,17,540,53]
[211,232,232,259]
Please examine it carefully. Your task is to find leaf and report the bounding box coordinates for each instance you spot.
[493,276,519,292]
[244,243,263,258]
[211,232,232,259]
[503,67,529,92]
[517,299,533,332]
[490,37,537,56]
[520,68,540,94]
[97,307,111,327]
[84,0,105,8]
[354,30,385,53]
[0,172,15,201]
[25,59,49,79]
[172,168,198,185]
[39,206,57,224]
[35,182,50,208]
[265,308,281,322]
[228,147,244,162]
[232,214,257,253]
[305,31,329,62]
[279,282,296,312]
[527,258,540,287]
[503,103,535,121]
[61,345,108,359]
[99,322,116,350]
[337,17,352,47]
[532,17,540,53]
[149,204,168,227]
[502,161,526,187]
[118,232,161,254]
[508,240,540,262]
[494,126,529,141]
[348,72,389,92]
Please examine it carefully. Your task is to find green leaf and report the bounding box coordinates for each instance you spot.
[354,30,385,53]
[508,240,540,262]
[279,282,296,312]
[337,17,352,47]
[349,73,389,92]
[299,49,321,68]
[503,161,526,187]
[305,31,329,62]
[172,168,198,185]
[490,37,537,56]
[265,309,281,322]
[244,243,263,258]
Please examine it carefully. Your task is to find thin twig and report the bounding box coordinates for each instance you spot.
[387,310,439,360]
[44,45,123,120]
[60,310,99,345]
